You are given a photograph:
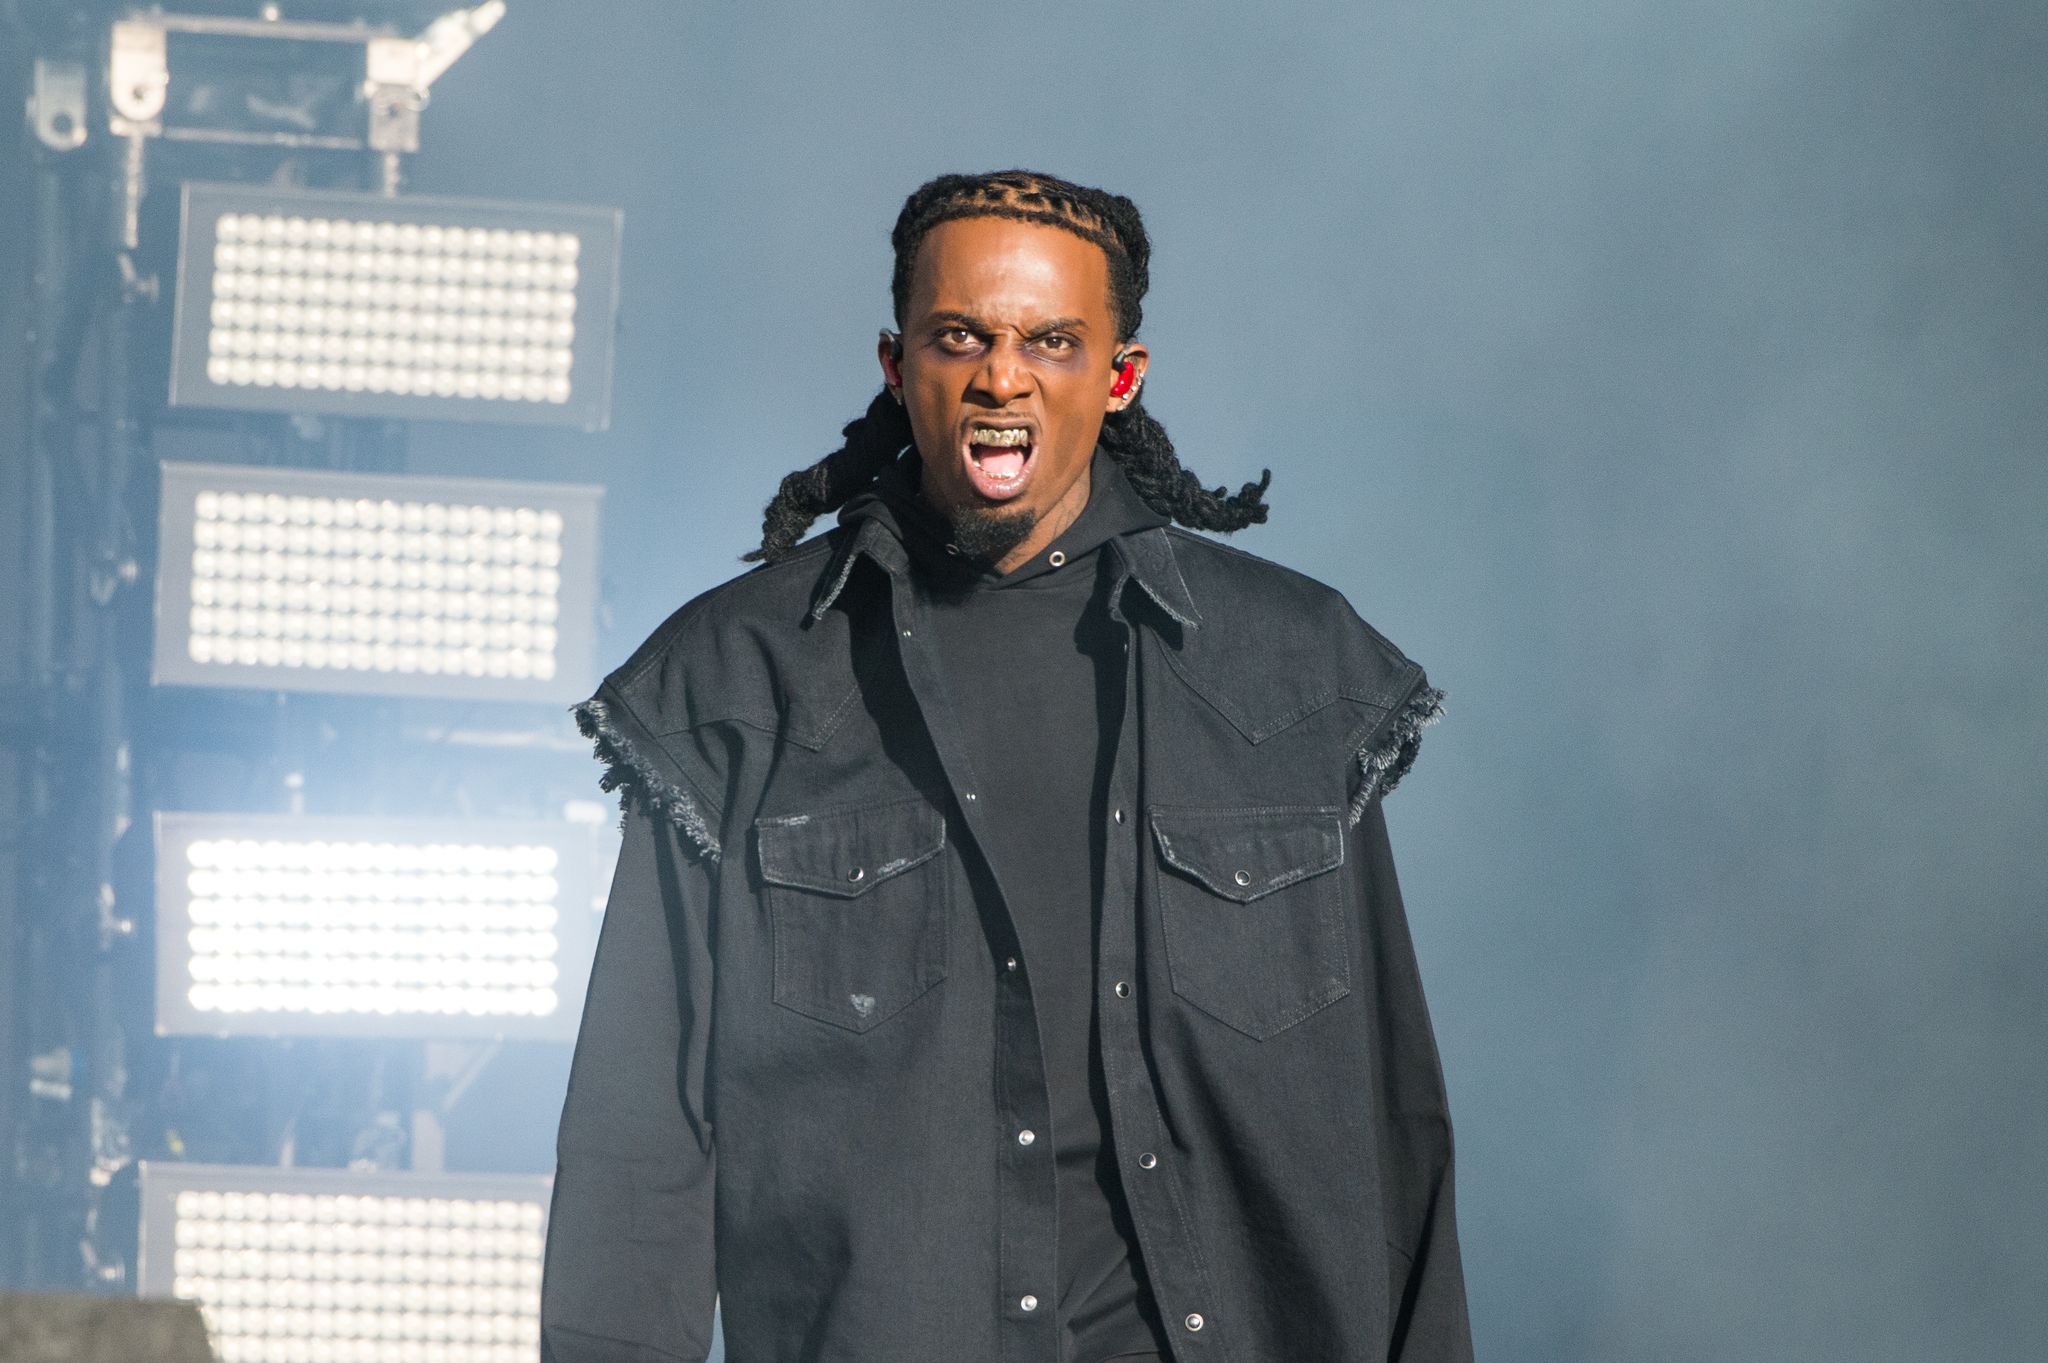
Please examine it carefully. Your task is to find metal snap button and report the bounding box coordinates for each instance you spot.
[1020,1295,1038,1312]
[1185,1312,1204,1332]
[1048,550,1066,567]
[1017,1129,1035,1146]
[847,867,865,883]
[1113,981,1131,999]
[1113,808,1125,825]
[1138,1152,1157,1169]
[1233,869,1252,887]
[1005,957,1019,973]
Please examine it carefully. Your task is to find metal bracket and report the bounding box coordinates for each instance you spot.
[108,19,168,135]
[413,2,508,91]
[28,58,90,152]
[363,3,505,156]
[365,36,426,155]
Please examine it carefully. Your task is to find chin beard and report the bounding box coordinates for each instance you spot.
[947,506,1039,567]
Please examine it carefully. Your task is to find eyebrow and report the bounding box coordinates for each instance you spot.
[924,311,1091,336]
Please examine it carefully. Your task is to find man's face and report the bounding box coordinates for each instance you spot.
[883,216,1147,571]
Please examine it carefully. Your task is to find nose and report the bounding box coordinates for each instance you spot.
[968,338,1032,407]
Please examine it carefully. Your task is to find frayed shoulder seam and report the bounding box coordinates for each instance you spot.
[1347,683,1446,826]
[573,696,723,863]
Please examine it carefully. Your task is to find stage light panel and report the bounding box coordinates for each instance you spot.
[154,814,601,1041]
[171,183,620,429]
[139,1163,550,1363]
[153,461,599,702]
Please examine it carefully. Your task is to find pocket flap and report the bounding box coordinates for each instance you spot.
[756,797,946,898]
[1151,805,1344,903]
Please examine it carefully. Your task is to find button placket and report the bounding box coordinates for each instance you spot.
[887,568,1056,1359]
[1089,561,1228,1357]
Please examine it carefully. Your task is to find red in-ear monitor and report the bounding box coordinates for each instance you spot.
[1109,354,1137,399]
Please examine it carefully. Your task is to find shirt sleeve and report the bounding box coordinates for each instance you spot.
[1357,799,1475,1362]
[541,803,719,1363]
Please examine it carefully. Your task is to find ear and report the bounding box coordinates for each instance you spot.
[1106,341,1151,413]
[877,330,905,397]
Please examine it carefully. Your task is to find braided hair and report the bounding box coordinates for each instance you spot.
[746,170,1271,563]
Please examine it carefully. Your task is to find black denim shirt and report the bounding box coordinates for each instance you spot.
[543,469,1471,1363]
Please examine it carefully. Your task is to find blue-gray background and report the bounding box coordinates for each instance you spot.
[404,3,2046,1359]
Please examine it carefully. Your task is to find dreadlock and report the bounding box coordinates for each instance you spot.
[746,170,1271,563]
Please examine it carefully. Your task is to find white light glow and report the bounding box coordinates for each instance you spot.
[169,1187,546,1363]
[184,488,564,682]
[180,838,564,1020]
[207,213,580,406]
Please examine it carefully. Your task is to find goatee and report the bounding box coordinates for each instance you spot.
[947,506,1038,567]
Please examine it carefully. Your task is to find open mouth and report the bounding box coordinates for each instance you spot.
[963,424,1036,502]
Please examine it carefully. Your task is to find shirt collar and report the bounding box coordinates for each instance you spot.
[809,450,1201,628]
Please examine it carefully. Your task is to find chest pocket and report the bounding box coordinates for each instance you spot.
[756,796,950,1034]
[1151,805,1349,1041]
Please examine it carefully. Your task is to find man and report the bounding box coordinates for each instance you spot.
[542,170,1470,1363]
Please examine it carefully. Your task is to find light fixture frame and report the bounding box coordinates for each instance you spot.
[169,181,622,430]
[137,1161,552,1363]
[152,459,602,703]
[153,811,603,1042]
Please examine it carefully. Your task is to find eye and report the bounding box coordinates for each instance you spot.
[936,327,980,351]
[1032,333,1077,356]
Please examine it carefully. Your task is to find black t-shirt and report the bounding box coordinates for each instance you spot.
[878,453,1172,1363]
